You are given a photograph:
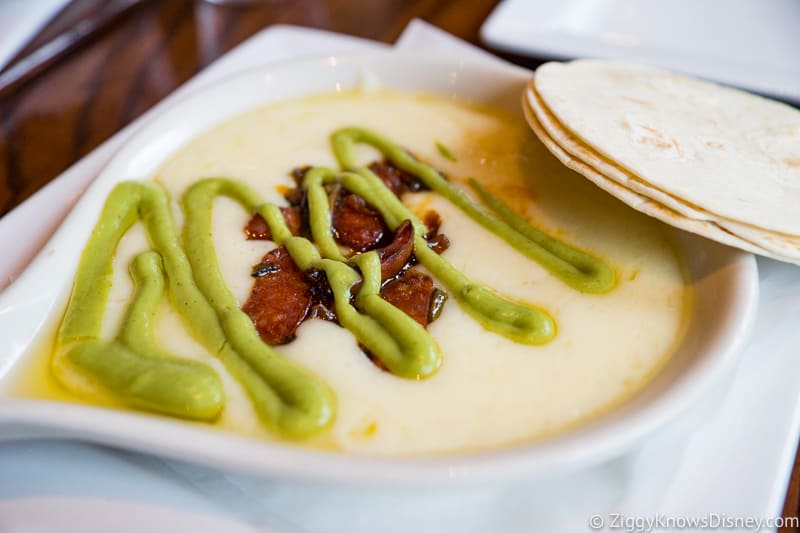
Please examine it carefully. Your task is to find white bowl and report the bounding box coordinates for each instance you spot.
[0,52,758,484]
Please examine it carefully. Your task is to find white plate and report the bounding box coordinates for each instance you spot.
[0,51,759,484]
[481,0,800,104]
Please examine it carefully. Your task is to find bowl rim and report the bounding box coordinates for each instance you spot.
[0,50,760,485]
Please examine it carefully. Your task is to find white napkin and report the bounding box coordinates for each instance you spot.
[0,0,70,70]
[1,19,800,533]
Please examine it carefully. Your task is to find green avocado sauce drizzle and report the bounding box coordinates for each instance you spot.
[332,128,616,294]
[56,126,614,438]
[182,178,441,381]
[58,181,334,437]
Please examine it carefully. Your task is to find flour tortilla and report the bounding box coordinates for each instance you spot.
[526,83,712,222]
[521,91,800,265]
[533,60,800,237]
[524,75,800,263]
[717,220,800,259]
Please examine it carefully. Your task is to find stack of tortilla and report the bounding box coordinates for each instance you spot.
[523,59,800,264]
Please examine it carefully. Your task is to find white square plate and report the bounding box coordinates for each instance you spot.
[481,0,800,104]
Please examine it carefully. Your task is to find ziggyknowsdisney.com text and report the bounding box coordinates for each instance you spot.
[588,512,799,532]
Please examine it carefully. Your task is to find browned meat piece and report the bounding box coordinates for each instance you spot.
[242,246,312,345]
[377,220,414,281]
[332,192,388,252]
[290,166,312,184]
[423,210,442,236]
[284,166,312,206]
[282,207,303,236]
[380,269,437,327]
[368,160,408,195]
[283,187,305,207]
[244,214,271,240]
[426,233,450,254]
[422,210,450,254]
[368,159,427,195]
[305,269,338,323]
[244,207,302,241]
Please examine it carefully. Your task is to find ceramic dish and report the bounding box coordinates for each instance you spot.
[0,52,758,483]
[480,0,800,104]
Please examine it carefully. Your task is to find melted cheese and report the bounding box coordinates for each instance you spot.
[9,91,689,456]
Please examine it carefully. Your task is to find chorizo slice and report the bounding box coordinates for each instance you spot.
[380,269,437,327]
[368,159,427,194]
[332,192,388,252]
[244,207,302,241]
[242,246,312,345]
[377,219,414,281]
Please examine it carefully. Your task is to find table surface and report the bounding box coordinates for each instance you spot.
[0,0,797,528]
